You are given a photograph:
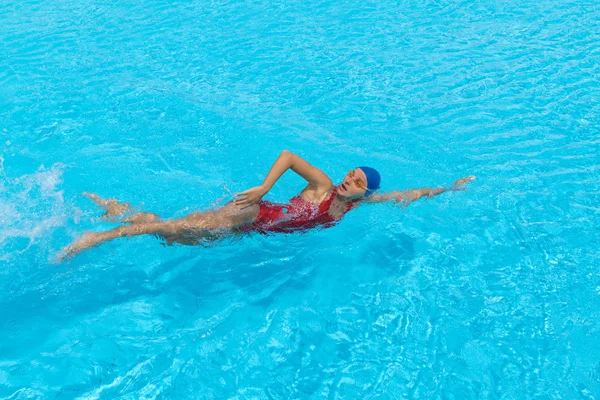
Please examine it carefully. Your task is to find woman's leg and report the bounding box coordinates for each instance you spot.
[59,202,260,260]
[84,192,162,223]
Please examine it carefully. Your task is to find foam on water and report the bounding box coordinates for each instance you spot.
[0,160,75,263]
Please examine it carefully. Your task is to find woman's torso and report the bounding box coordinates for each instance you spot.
[246,187,356,233]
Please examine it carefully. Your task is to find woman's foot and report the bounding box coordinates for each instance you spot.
[83,192,131,221]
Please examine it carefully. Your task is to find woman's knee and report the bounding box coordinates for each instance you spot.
[133,221,180,236]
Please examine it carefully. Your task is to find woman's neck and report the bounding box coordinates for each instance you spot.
[333,187,353,206]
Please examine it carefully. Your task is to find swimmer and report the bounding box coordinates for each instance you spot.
[59,150,475,260]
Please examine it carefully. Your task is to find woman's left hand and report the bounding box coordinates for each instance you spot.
[234,185,268,209]
[451,175,476,191]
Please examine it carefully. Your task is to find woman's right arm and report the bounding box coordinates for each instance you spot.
[234,150,333,209]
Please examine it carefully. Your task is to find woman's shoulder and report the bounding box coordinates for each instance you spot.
[296,184,336,204]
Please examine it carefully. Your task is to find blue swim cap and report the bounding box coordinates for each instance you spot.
[358,166,381,195]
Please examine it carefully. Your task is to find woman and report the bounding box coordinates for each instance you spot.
[59,150,474,259]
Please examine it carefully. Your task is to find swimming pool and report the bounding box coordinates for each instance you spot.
[1,0,599,397]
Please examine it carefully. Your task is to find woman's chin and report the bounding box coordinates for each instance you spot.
[337,189,349,199]
[337,190,355,200]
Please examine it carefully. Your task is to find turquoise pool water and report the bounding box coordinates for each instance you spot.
[2,0,600,397]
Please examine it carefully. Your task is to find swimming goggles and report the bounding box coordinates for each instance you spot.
[348,170,367,190]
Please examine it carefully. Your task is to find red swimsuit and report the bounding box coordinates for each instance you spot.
[240,187,356,234]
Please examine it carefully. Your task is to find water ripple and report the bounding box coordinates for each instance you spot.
[1,0,600,398]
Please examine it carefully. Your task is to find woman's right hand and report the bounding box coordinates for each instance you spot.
[234,185,269,209]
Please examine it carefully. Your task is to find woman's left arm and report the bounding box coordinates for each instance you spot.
[365,176,475,206]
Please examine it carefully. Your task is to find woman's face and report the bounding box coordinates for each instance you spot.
[338,168,368,199]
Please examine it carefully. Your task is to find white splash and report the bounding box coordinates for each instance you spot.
[0,162,71,262]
